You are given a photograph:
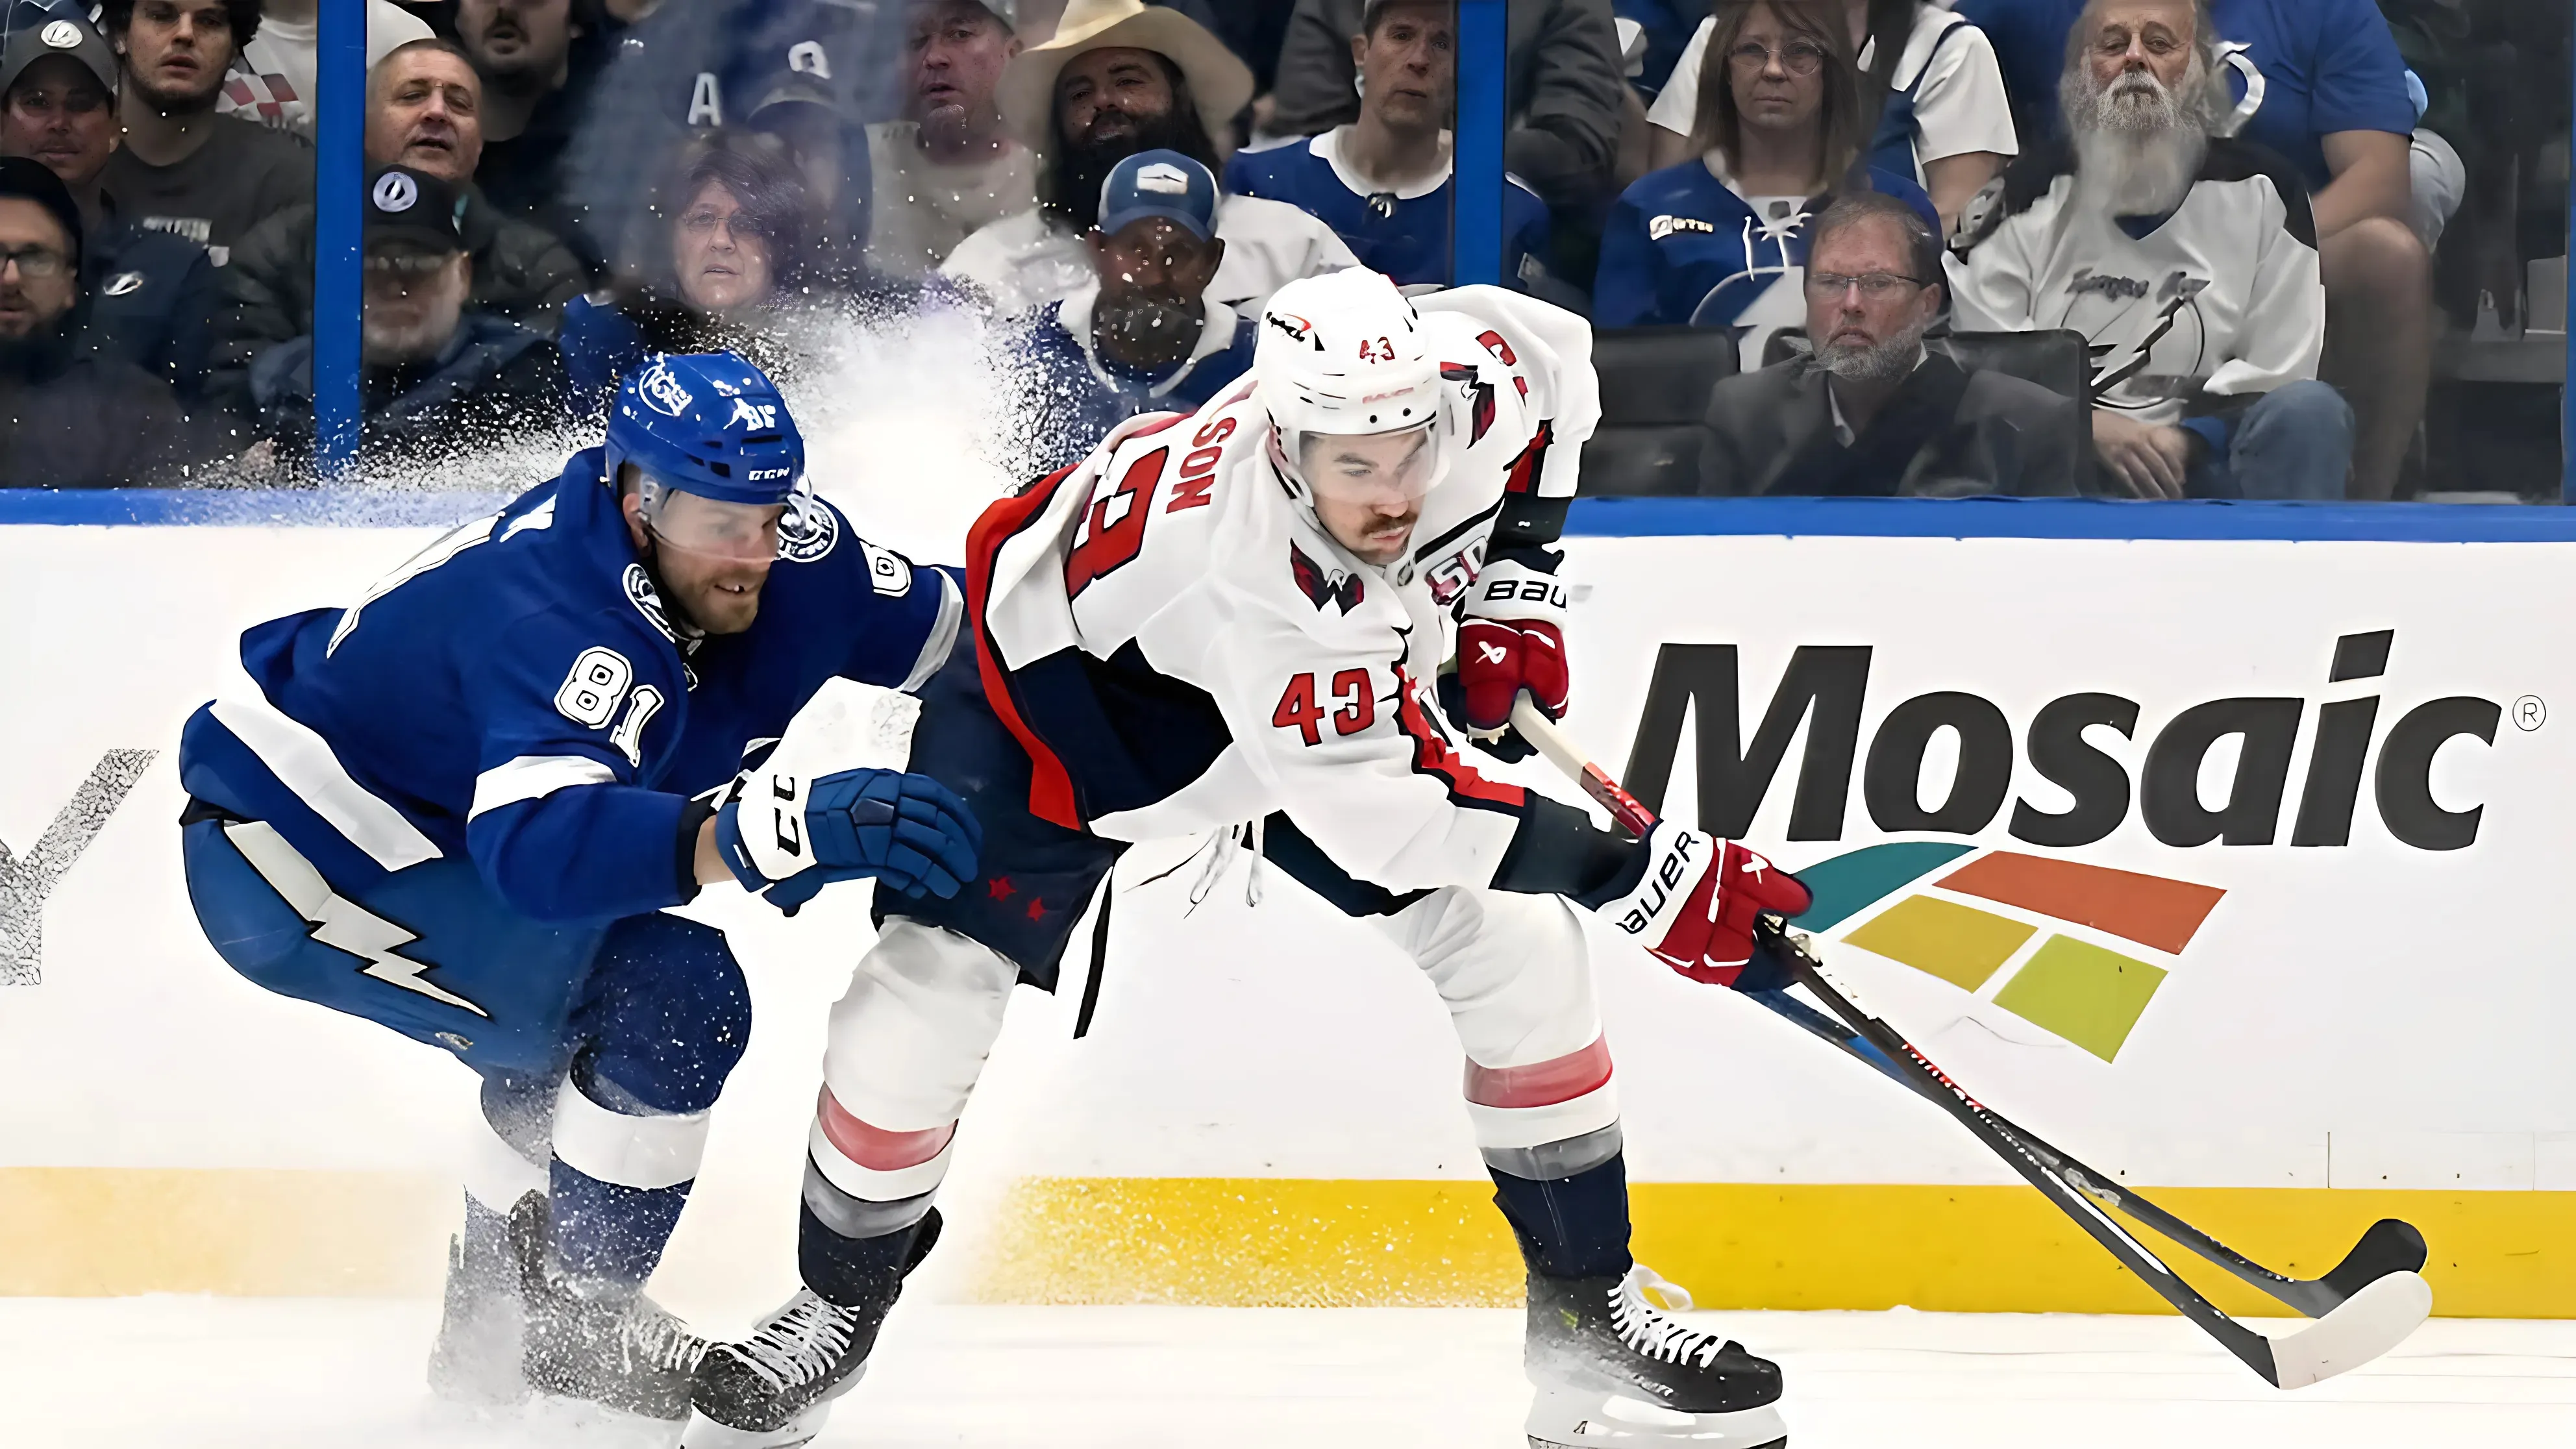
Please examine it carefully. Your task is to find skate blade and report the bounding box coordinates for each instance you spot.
[523,1393,687,1446]
[678,1404,830,1449]
[1528,1387,1787,1448]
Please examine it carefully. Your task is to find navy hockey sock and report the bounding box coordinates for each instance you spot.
[1490,1149,1635,1282]
[798,1201,941,1309]
[548,1159,691,1287]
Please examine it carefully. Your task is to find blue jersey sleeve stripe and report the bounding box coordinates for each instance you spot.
[899,570,967,693]
[204,690,441,873]
[469,754,623,820]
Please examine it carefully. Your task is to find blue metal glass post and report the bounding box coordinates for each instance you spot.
[1453,0,1508,288]
[314,0,366,478]
[2564,0,2576,501]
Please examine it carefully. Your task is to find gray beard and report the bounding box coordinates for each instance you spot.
[1817,329,1925,384]
[2066,68,2214,218]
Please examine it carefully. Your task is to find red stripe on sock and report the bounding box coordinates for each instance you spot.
[1463,1037,1613,1108]
[815,1088,955,1171]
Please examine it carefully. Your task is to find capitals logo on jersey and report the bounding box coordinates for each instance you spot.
[1441,364,1497,445]
[1289,542,1363,614]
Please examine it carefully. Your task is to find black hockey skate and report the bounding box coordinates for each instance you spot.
[1524,1264,1787,1448]
[426,1191,536,1407]
[508,1191,712,1422]
[682,1210,942,1448]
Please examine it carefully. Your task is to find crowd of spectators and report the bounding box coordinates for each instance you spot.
[0,0,2544,504]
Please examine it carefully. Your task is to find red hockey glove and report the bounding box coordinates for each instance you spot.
[1597,824,1813,988]
[1457,556,1570,732]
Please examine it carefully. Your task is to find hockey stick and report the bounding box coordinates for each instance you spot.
[1501,695,2425,1317]
[1507,697,2434,1387]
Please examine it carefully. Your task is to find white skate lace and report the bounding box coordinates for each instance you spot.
[729,1290,860,1393]
[1607,1265,1735,1370]
[619,1296,710,1376]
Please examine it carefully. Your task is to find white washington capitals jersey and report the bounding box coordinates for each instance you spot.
[965,286,1602,896]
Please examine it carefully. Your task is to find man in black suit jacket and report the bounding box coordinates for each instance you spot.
[1702,192,2088,497]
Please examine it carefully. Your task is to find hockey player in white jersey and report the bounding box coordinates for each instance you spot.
[684,269,1813,1448]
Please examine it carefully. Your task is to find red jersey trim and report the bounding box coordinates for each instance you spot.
[965,467,1085,830]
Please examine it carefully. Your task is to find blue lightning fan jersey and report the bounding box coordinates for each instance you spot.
[1592,158,1935,365]
[177,452,962,926]
[1222,130,1553,291]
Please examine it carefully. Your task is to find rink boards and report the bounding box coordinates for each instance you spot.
[2,506,2572,1320]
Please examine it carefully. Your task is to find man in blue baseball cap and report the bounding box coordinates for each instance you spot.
[1019,146,1254,472]
[171,351,980,1422]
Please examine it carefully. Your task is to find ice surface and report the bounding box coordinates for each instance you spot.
[4,1298,2570,1448]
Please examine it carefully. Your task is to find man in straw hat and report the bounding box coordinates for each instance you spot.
[940,0,1358,319]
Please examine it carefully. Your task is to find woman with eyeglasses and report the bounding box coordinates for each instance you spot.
[1594,0,1937,367]
[1646,0,2019,236]
[556,128,836,406]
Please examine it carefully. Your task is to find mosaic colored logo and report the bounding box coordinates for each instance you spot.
[1790,843,2225,1063]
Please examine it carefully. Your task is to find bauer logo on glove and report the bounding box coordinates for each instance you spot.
[1455,554,1570,732]
[1598,823,1813,989]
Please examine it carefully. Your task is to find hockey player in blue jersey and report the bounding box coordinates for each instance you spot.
[173,351,983,1423]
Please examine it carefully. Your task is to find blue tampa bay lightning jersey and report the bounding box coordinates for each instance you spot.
[1592,158,1935,360]
[178,451,962,926]
[1222,130,1552,291]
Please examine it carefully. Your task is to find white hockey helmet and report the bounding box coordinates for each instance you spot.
[1254,268,1459,508]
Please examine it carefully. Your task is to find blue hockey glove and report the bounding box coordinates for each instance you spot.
[715,765,983,915]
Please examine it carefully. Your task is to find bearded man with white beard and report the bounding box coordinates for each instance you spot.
[1948,0,2352,501]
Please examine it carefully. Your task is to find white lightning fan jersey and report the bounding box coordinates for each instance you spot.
[1948,136,2323,428]
[966,286,1600,895]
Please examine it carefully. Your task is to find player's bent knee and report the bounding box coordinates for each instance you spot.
[578,913,752,1117]
[1398,890,1604,1069]
[820,920,1017,1130]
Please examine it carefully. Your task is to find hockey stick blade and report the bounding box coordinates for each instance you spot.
[1742,984,2426,1318]
[1776,935,2431,1389]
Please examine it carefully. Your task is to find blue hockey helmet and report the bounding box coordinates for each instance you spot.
[603,351,804,507]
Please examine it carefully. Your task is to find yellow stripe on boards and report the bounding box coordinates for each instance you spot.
[5,1168,2571,1319]
[0,1167,452,1297]
[974,1178,2576,1320]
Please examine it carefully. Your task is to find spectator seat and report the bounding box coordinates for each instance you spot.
[1579,325,1739,495]
[1929,329,2092,405]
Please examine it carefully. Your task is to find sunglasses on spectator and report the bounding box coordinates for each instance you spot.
[1726,41,1829,77]
[0,245,68,280]
[1805,271,1929,300]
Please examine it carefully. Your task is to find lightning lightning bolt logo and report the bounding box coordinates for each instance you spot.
[223,821,489,1018]
[308,895,489,1017]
